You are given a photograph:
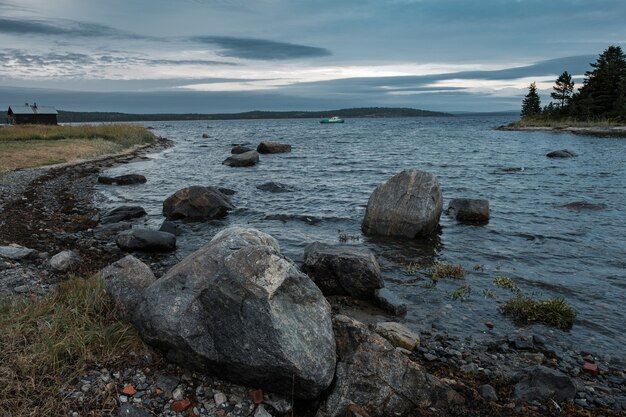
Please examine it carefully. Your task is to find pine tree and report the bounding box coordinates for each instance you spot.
[550,71,574,108]
[521,82,542,118]
[578,45,626,118]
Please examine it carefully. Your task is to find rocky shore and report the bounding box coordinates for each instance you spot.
[497,124,626,136]
[1,142,625,417]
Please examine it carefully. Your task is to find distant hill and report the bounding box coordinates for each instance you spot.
[1,107,452,123]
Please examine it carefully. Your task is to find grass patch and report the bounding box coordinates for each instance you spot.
[493,276,520,293]
[507,116,624,129]
[0,276,149,416]
[337,230,360,243]
[500,296,577,330]
[0,124,156,172]
[451,284,471,301]
[430,261,465,281]
[482,288,495,299]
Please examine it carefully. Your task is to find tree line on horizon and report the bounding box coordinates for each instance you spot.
[521,45,626,121]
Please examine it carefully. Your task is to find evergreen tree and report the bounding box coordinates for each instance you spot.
[521,82,542,118]
[578,45,626,118]
[550,71,574,108]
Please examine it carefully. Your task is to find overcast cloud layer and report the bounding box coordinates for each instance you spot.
[1,0,625,113]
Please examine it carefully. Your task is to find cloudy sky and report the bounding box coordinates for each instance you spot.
[1,0,624,113]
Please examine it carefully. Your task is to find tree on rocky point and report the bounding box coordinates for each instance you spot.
[521,82,542,118]
[551,71,575,108]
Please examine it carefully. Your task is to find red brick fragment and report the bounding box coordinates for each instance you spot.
[249,388,264,404]
[582,362,599,375]
[216,409,227,417]
[171,399,191,412]
[122,384,136,396]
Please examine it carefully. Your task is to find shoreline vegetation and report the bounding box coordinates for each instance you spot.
[0,124,157,172]
[1,107,451,123]
[505,45,626,132]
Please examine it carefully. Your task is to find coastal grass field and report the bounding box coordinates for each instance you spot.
[0,124,156,172]
[507,116,626,129]
[0,276,151,416]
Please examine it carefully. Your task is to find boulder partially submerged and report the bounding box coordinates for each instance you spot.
[162,186,234,220]
[303,242,384,299]
[547,149,576,158]
[101,206,147,224]
[362,170,443,239]
[257,141,292,154]
[222,150,259,167]
[447,198,490,224]
[132,227,336,399]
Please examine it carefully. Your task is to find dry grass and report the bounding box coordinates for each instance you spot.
[0,276,150,416]
[0,124,156,172]
[508,117,624,129]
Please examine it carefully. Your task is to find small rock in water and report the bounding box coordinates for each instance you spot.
[546,149,576,158]
[373,288,408,316]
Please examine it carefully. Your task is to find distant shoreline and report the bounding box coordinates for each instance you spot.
[2,107,454,124]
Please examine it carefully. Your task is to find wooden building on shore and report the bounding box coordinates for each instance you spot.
[7,103,58,125]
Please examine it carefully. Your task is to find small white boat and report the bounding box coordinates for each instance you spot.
[320,116,344,123]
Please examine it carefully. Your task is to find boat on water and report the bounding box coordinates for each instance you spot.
[320,116,344,123]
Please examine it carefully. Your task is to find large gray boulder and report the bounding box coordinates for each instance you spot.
[447,198,490,224]
[116,229,176,251]
[513,365,576,402]
[163,186,234,220]
[303,242,384,299]
[362,170,443,239]
[316,315,463,417]
[257,141,292,154]
[133,227,336,399]
[222,150,260,167]
[100,255,156,318]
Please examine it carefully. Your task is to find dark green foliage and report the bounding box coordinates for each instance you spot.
[576,46,626,119]
[521,82,542,118]
[551,71,574,108]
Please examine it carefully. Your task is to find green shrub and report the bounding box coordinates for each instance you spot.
[500,296,577,330]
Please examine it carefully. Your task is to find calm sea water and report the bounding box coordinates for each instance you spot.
[96,116,626,359]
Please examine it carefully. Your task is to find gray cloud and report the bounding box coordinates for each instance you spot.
[0,17,143,39]
[192,36,331,60]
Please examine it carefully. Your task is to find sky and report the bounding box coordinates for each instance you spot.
[0,0,625,113]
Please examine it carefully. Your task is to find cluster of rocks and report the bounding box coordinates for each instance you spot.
[223,141,291,168]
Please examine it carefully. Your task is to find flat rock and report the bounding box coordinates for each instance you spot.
[256,182,295,193]
[374,322,420,350]
[373,288,407,316]
[303,242,384,299]
[0,245,36,261]
[362,170,443,239]
[546,149,576,158]
[101,206,147,224]
[561,201,606,211]
[133,227,336,399]
[223,150,260,167]
[117,404,152,417]
[50,250,81,272]
[163,186,234,220]
[479,384,498,401]
[93,222,132,239]
[116,229,176,251]
[257,141,292,154]
[447,198,490,224]
[513,365,576,402]
[98,174,147,186]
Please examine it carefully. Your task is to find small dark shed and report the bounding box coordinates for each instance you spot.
[7,103,58,125]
